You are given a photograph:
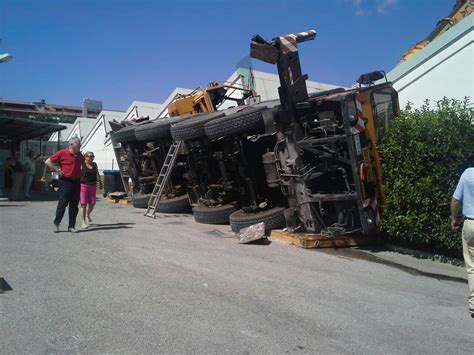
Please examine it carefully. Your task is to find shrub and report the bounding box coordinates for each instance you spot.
[379,98,474,256]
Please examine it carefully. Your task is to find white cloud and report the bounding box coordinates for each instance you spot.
[344,0,369,15]
[345,0,398,16]
[376,0,399,14]
[345,0,365,6]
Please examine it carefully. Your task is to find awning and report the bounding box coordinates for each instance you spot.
[0,116,67,142]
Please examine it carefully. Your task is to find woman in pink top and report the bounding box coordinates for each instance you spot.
[80,152,102,229]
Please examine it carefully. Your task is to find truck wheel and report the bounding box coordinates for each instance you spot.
[135,117,184,142]
[192,203,238,224]
[229,207,286,233]
[113,125,137,144]
[132,193,150,209]
[204,106,268,140]
[170,112,225,141]
[156,194,191,213]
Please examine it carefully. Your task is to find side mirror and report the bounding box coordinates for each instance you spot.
[357,71,387,86]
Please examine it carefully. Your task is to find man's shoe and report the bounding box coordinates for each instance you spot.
[68,227,78,233]
[53,224,60,233]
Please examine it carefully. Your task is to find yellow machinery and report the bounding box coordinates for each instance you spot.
[402,0,472,61]
[167,78,257,117]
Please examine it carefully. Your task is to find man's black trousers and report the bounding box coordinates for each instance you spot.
[54,178,80,228]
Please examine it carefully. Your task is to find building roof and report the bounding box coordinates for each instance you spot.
[0,98,101,119]
[386,12,473,86]
[121,101,164,121]
[81,110,124,148]
[0,116,67,142]
[65,117,96,141]
[48,123,74,142]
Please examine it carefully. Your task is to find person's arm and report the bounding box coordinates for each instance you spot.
[96,164,103,189]
[450,198,462,230]
[80,164,86,179]
[451,172,465,230]
[44,156,63,177]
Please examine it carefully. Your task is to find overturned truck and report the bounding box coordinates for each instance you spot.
[247,29,399,235]
[111,29,400,238]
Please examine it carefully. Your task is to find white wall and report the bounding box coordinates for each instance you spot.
[81,111,124,172]
[81,119,109,172]
[48,123,74,142]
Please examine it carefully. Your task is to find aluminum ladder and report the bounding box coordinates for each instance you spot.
[144,140,183,218]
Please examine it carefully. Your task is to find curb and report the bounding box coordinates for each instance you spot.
[384,243,464,267]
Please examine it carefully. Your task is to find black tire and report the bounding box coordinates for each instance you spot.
[192,203,238,224]
[170,112,225,141]
[229,207,286,233]
[113,125,137,144]
[135,117,184,142]
[132,193,150,209]
[204,106,268,140]
[156,194,191,213]
[133,193,191,212]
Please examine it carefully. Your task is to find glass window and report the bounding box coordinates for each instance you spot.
[371,87,396,142]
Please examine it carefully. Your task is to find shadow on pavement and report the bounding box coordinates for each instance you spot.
[79,225,134,232]
[90,223,136,227]
[317,247,468,284]
[243,238,272,246]
[4,191,109,203]
[0,277,13,293]
[2,190,59,202]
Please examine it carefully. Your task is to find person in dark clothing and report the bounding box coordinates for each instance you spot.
[5,157,15,188]
[6,156,25,200]
[80,151,102,229]
[44,137,85,233]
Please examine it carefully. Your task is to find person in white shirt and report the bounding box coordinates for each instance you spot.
[451,167,474,318]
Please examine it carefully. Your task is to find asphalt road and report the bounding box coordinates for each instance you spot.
[1,195,473,353]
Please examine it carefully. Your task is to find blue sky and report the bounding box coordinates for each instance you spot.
[0,0,454,110]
